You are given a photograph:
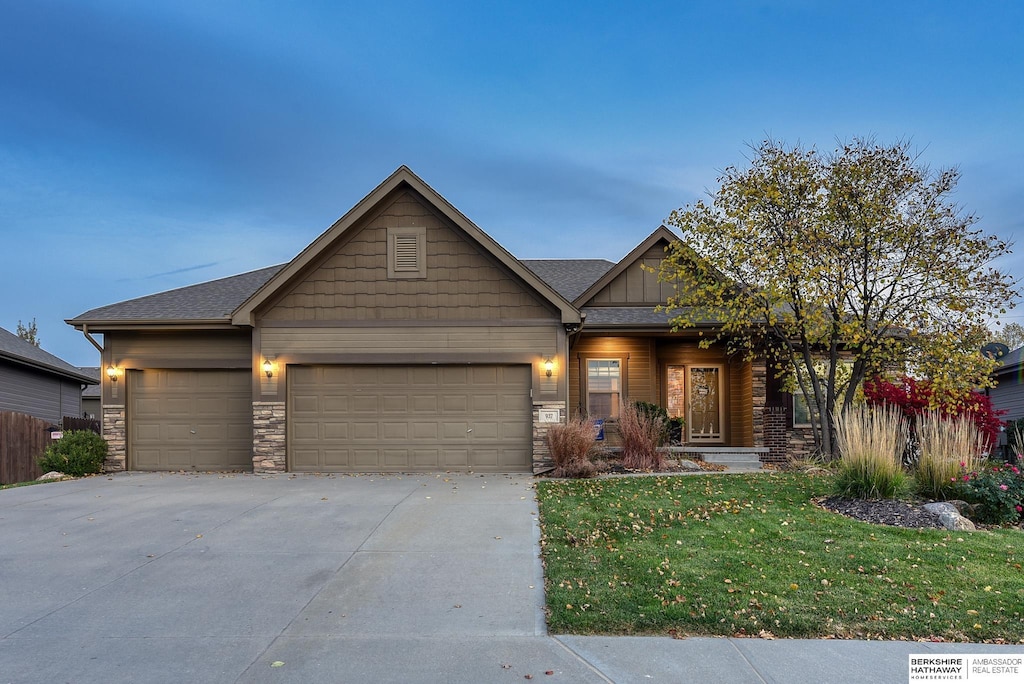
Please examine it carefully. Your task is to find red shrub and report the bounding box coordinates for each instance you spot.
[863,375,1004,452]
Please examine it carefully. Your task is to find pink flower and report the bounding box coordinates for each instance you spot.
[1017,505,1023,513]
[960,462,966,468]
[1000,484,1009,491]
[1013,466,1020,474]
[963,475,971,481]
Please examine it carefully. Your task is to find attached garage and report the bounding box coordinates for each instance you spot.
[129,369,253,471]
[288,364,532,472]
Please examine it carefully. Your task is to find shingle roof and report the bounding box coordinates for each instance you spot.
[78,367,102,397]
[520,259,615,302]
[0,327,98,384]
[68,265,285,323]
[579,306,721,327]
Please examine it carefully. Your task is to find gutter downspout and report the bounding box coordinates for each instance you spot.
[81,324,104,354]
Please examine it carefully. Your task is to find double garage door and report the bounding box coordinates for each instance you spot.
[288,364,532,472]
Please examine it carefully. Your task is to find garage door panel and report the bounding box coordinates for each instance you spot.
[411,395,438,412]
[292,395,319,413]
[442,395,468,412]
[323,422,349,440]
[381,422,408,439]
[352,422,378,439]
[381,395,409,413]
[322,396,349,414]
[129,370,252,472]
[287,364,530,472]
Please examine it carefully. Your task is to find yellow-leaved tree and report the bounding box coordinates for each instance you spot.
[659,139,1017,458]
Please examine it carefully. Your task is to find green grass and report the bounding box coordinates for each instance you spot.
[537,473,1024,642]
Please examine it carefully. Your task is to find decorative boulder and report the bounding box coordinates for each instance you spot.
[923,502,976,531]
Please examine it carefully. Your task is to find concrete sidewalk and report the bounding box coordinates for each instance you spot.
[1,472,1020,683]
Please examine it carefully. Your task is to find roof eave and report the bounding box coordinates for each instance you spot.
[0,352,99,385]
[67,318,239,331]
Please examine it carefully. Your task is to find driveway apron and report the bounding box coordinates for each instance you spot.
[0,472,601,683]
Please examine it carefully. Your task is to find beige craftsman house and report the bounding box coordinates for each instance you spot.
[68,166,792,474]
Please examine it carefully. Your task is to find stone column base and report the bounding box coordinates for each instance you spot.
[253,402,286,472]
[532,401,566,474]
[102,405,126,472]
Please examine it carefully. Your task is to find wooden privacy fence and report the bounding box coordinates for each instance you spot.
[63,416,101,434]
[0,411,50,485]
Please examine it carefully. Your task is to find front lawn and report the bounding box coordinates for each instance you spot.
[537,473,1023,642]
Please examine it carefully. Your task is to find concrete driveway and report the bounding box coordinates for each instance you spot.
[2,473,1020,684]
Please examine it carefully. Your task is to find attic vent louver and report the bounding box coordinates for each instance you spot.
[393,234,419,271]
[387,226,427,279]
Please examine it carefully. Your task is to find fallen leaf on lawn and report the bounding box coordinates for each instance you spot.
[545,671,554,675]
[501,664,512,669]
[271,661,285,668]
[525,676,533,680]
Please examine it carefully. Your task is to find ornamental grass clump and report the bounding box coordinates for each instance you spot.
[832,405,912,499]
[619,400,666,471]
[547,414,598,478]
[915,411,985,500]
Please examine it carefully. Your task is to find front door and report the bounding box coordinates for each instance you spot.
[666,364,724,443]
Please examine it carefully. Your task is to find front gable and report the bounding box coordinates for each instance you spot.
[258,187,557,322]
[575,226,682,308]
[234,166,579,327]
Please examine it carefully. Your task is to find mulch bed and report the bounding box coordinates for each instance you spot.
[818,496,945,529]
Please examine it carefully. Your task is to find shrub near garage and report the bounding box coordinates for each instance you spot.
[37,430,108,477]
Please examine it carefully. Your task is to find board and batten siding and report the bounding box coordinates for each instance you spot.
[0,362,82,424]
[260,189,558,322]
[586,246,677,306]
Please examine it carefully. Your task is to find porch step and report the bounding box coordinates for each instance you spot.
[680,447,767,471]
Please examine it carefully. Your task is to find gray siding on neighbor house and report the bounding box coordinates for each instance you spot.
[990,375,1024,422]
[0,361,82,424]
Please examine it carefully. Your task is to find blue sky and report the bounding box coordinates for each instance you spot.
[2,0,1022,366]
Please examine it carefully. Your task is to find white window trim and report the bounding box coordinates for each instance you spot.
[585,357,623,420]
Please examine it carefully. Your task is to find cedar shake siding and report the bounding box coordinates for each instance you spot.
[261,189,557,323]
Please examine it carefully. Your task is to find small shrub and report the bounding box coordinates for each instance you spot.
[915,411,985,500]
[547,414,598,478]
[619,400,666,471]
[950,462,1024,525]
[38,430,108,477]
[832,406,913,499]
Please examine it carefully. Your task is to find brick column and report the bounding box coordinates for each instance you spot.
[102,405,126,472]
[532,401,565,474]
[762,406,788,463]
[253,402,286,472]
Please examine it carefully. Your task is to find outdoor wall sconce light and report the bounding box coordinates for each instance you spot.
[262,359,275,379]
[543,358,554,378]
[106,366,120,383]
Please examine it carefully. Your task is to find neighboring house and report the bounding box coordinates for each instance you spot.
[67,166,787,474]
[989,346,1024,423]
[0,326,98,424]
[79,367,102,418]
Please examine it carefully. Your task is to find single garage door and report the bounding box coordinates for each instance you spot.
[129,369,253,471]
[288,365,532,472]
